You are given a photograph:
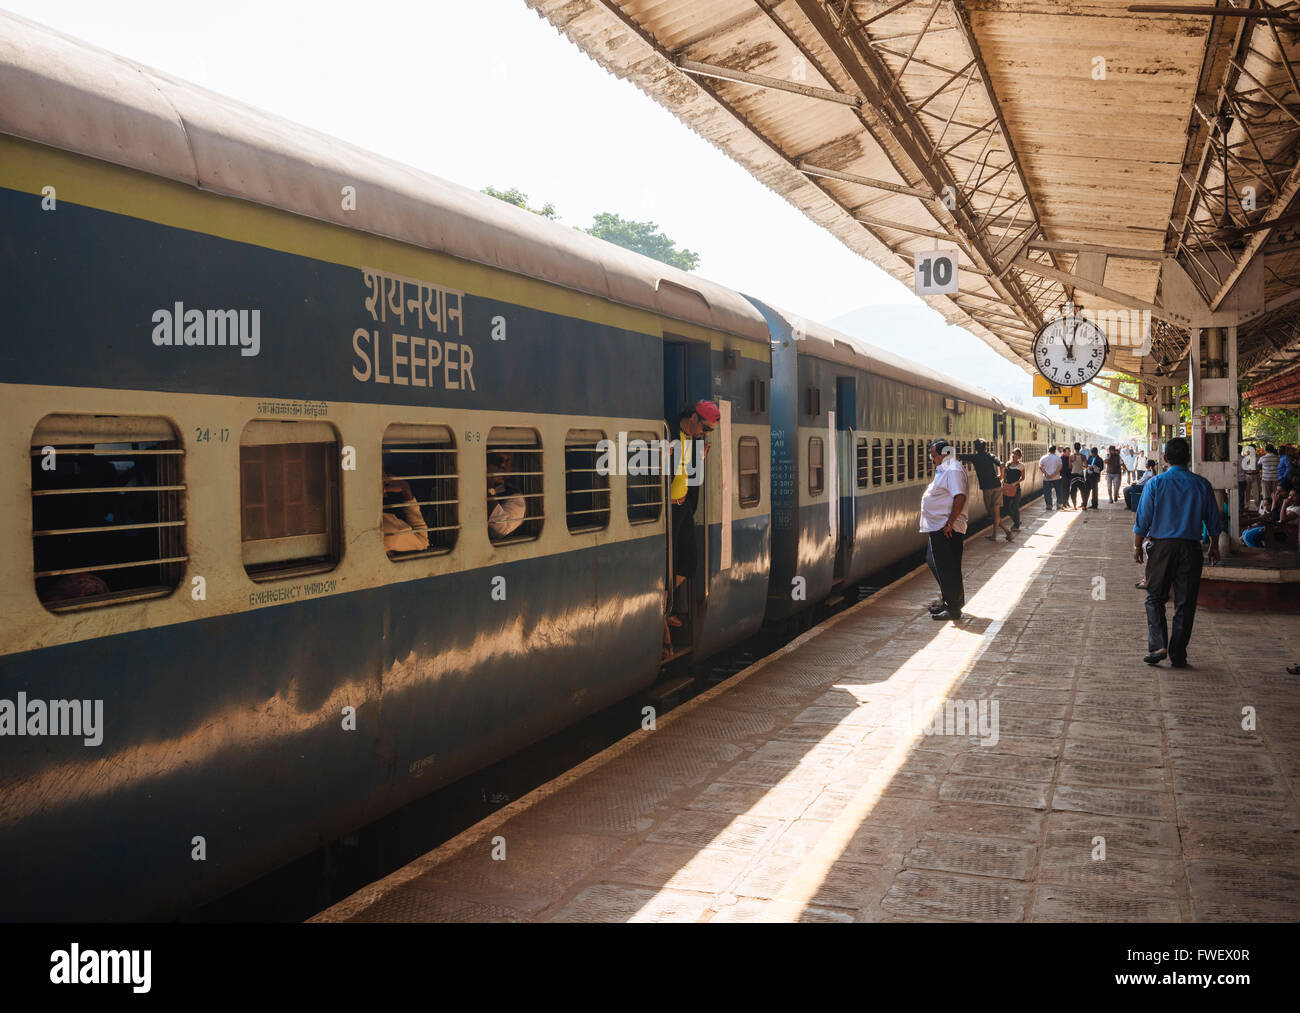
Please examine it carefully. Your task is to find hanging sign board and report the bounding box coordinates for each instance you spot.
[1205,411,1227,434]
[1050,388,1088,408]
[914,249,959,295]
[1053,391,1089,409]
[1033,375,1065,398]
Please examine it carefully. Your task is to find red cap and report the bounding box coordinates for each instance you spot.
[694,400,721,424]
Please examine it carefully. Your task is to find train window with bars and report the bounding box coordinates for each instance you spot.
[240,421,341,581]
[808,437,824,495]
[907,440,915,481]
[565,429,610,534]
[738,436,761,507]
[626,430,663,524]
[856,437,869,489]
[381,425,458,560]
[872,438,882,485]
[488,427,543,544]
[884,438,894,484]
[31,414,186,611]
[895,440,905,483]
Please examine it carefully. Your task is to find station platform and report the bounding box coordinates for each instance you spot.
[312,501,1300,923]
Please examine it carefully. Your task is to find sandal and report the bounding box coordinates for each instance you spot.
[1287,664,1300,675]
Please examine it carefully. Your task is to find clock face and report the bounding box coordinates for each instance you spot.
[1033,314,1108,386]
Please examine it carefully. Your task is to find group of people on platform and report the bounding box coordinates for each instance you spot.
[1239,442,1300,514]
[919,431,1224,672]
[1238,442,1300,548]
[1037,442,1146,511]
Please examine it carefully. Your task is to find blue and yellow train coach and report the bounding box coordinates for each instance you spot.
[0,14,773,919]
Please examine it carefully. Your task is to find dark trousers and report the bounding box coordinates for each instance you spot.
[1144,538,1204,660]
[671,499,697,580]
[1084,473,1099,507]
[1124,484,1141,511]
[926,529,965,612]
[1043,477,1060,509]
[1006,490,1021,528]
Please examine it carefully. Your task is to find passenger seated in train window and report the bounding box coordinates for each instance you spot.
[381,471,429,553]
[487,453,526,539]
[38,572,110,604]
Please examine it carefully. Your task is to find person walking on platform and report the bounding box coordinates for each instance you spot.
[1039,445,1063,510]
[964,438,1012,542]
[1067,442,1088,509]
[1133,437,1221,668]
[1002,448,1025,531]
[1105,445,1123,503]
[921,440,969,622]
[1058,446,1072,508]
[1084,446,1104,509]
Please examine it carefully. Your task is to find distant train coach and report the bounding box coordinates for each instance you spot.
[0,12,1112,920]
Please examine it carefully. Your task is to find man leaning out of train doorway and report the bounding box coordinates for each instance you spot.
[664,400,720,655]
[922,439,969,622]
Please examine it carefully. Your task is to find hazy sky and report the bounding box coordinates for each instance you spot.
[4,0,1114,431]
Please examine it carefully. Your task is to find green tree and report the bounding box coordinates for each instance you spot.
[1240,400,1298,445]
[584,212,700,271]
[1099,378,1147,440]
[1103,376,1297,445]
[482,186,557,220]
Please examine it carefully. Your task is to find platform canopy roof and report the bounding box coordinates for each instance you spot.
[528,0,1300,399]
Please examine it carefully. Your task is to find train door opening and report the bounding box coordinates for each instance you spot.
[662,338,712,658]
[834,376,855,581]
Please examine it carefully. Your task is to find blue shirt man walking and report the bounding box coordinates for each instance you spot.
[1133,437,1221,668]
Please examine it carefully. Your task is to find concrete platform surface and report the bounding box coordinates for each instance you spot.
[312,501,1300,923]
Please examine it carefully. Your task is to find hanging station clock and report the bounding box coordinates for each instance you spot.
[1031,303,1109,387]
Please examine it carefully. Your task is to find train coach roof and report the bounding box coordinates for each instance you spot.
[0,12,770,345]
[755,300,1005,411]
[754,300,1075,434]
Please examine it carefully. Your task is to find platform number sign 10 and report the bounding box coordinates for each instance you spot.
[914,249,959,296]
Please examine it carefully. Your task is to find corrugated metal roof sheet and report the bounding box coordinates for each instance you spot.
[529,0,1300,391]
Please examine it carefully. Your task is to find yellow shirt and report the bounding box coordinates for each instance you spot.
[670,428,692,503]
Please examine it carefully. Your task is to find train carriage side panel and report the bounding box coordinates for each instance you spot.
[746,299,802,624]
[0,132,768,918]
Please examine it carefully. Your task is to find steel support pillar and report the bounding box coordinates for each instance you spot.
[1189,326,1238,552]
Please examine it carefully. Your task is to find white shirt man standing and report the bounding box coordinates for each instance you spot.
[921,439,970,621]
[1039,445,1063,511]
[1242,444,1259,513]
[1121,444,1139,479]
